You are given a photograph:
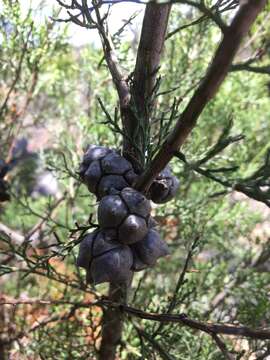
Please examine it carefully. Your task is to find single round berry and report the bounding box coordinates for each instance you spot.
[82,145,111,166]
[76,229,133,285]
[101,152,131,174]
[132,229,169,266]
[118,215,148,245]
[83,160,102,194]
[97,187,151,244]
[79,146,137,198]
[91,246,133,285]
[76,230,119,269]
[98,194,128,228]
[149,166,179,204]
[121,187,151,218]
[98,175,129,198]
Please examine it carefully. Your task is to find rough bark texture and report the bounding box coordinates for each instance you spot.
[135,0,268,193]
[99,4,172,360]
[99,284,127,360]
[132,3,171,114]
[122,3,171,170]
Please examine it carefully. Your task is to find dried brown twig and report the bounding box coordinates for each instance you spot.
[2,298,270,341]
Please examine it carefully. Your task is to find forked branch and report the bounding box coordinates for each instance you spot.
[135,0,268,193]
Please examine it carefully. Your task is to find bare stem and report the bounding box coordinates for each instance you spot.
[99,284,128,360]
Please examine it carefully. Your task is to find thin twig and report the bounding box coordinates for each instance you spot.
[0,24,33,117]
[211,333,235,360]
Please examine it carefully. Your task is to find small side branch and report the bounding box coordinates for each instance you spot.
[172,0,228,33]
[88,2,130,108]
[56,1,130,108]
[231,63,270,74]
[211,333,235,360]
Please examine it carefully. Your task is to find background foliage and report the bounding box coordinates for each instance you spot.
[0,1,270,359]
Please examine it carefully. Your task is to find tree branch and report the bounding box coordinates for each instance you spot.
[3,298,270,342]
[133,3,172,111]
[122,3,172,169]
[104,302,270,341]
[135,0,268,193]
[90,2,131,108]
[230,63,270,74]
[0,223,24,245]
[99,284,128,360]
[172,0,228,33]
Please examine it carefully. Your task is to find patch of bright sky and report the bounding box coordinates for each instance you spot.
[69,3,145,47]
[14,0,145,47]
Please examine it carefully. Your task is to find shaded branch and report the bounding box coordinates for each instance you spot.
[175,148,270,208]
[231,63,270,74]
[99,284,128,360]
[87,2,130,108]
[172,0,228,33]
[106,302,270,341]
[0,223,25,245]
[56,0,130,107]
[211,333,235,360]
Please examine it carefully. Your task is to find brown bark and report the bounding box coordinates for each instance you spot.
[100,300,270,341]
[122,3,172,170]
[135,0,268,193]
[132,3,172,113]
[99,284,128,360]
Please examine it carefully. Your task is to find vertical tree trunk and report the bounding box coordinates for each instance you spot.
[123,3,172,170]
[98,4,171,360]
